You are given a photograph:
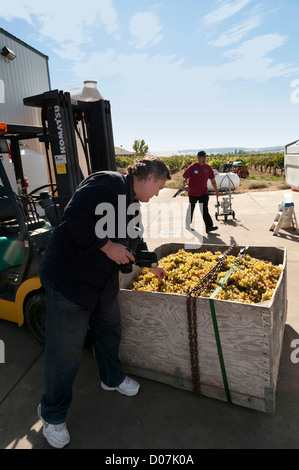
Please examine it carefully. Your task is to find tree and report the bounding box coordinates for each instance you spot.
[133,139,148,157]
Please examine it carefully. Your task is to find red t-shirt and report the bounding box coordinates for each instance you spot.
[182,162,215,197]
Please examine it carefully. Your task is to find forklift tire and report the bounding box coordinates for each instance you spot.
[24,292,46,344]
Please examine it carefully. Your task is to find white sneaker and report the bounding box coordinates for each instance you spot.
[38,404,70,448]
[101,376,140,396]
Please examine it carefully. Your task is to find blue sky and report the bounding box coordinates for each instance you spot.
[1,0,299,153]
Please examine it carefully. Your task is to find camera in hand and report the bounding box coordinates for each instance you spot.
[120,248,158,274]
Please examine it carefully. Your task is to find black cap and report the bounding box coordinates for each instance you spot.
[197,151,207,157]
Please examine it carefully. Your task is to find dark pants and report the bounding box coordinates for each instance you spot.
[187,193,213,229]
[40,271,125,424]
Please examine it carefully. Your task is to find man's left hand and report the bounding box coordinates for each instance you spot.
[149,266,166,280]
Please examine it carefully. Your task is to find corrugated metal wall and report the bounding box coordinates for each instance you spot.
[0,29,50,154]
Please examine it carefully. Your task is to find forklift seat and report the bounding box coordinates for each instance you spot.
[0,185,46,235]
[0,198,15,223]
[0,186,16,223]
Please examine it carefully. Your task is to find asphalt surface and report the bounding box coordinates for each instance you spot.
[1,187,299,450]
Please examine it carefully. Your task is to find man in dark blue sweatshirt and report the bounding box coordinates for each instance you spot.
[38,156,171,448]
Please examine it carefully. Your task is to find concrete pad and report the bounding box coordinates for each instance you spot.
[2,328,299,450]
[0,320,43,403]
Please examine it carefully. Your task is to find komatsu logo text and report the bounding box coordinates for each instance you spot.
[54,105,66,154]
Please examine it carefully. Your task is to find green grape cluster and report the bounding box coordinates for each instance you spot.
[129,249,283,304]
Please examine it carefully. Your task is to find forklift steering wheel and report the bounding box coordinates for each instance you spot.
[29,184,58,198]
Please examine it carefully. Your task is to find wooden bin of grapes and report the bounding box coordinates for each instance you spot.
[118,244,287,412]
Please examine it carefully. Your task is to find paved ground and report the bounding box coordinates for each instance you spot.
[1,188,299,450]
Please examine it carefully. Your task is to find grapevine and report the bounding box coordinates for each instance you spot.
[129,249,283,304]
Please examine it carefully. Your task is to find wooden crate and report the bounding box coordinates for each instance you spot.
[118,244,287,412]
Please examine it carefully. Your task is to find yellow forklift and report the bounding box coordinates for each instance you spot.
[0,89,117,343]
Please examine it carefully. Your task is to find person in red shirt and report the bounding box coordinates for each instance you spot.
[183,150,219,233]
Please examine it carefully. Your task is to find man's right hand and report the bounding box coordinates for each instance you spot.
[100,240,135,265]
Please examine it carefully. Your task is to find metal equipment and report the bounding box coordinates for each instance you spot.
[220,160,249,178]
[0,89,117,342]
[285,139,299,190]
[232,160,249,178]
[270,201,299,235]
[215,174,236,222]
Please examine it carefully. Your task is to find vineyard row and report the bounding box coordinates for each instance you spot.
[116,152,285,174]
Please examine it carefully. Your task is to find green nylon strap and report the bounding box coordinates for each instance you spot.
[208,246,249,403]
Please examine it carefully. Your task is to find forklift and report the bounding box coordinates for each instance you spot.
[0,89,117,343]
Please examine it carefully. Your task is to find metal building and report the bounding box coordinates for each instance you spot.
[0,27,51,154]
[0,28,51,192]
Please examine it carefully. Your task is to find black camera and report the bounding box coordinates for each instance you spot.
[120,248,158,274]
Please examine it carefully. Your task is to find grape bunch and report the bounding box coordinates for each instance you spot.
[129,249,283,304]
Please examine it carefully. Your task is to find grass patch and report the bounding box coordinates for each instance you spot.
[278,183,292,190]
[269,176,280,181]
[165,171,184,190]
[247,181,269,190]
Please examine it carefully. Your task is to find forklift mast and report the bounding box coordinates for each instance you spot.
[23,89,117,221]
[0,89,117,225]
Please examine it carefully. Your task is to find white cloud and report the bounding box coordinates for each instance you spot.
[69,31,299,108]
[203,0,252,25]
[53,42,87,62]
[129,12,163,49]
[219,34,298,82]
[0,1,33,24]
[70,49,191,99]
[209,15,262,46]
[0,0,120,52]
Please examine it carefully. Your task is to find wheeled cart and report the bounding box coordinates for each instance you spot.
[215,174,236,222]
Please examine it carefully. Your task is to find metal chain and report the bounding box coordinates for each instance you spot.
[186,245,236,395]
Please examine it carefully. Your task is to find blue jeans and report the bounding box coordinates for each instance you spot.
[40,270,126,424]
